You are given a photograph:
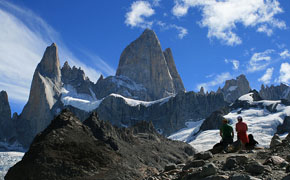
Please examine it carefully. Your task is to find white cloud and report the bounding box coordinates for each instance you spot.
[196,72,232,92]
[225,59,239,70]
[172,24,188,39]
[247,49,274,72]
[125,1,155,28]
[0,1,114,104]
[157,21,188,39]
[278,63,290,84]
[258,67,274,84]
[280,49,290,59]
[172,0,286,46]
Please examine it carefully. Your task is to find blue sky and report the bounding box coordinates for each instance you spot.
[0,0,290,113]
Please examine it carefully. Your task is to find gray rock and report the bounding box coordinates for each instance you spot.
[116,28,184,100]
[200,163,217,177]
[203,175,229,180]
[164,163,177,172]
[277,116,290,134]
[270,134,282,149]
[61,61,94,96]
[194,151,213,160]
[0,91,15,142]
[223,158,237,170]
[264,155,286,166]
[260,83,290,101]
[183,160,206,170]
[282,174,290,180]
[17,43,62,147]
[230,174,261,180]
[245,161,266,174]
[221,74,251,103]
[163,48,185,93]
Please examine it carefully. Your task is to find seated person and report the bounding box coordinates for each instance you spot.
[245,134,258,149]
[220,118,234,147]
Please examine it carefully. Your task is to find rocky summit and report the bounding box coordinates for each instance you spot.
[5,110,195,180]
[219,74,251,103]
[116,28,185,100]
[17,43,62,147]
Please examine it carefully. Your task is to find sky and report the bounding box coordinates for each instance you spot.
[0,0,290,114]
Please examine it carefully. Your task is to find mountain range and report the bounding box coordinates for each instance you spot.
[0,29,290,149]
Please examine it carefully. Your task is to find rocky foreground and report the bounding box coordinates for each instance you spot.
[5,110,194,180]
[146,134,290,180]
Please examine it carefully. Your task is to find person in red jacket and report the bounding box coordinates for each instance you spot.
[236,116,249,149]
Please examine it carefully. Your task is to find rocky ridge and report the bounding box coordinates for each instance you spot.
[5,110,195,180]
[145,134,290,180]
[260,83,290,101]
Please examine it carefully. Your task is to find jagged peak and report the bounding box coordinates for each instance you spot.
[0,90,8,102]
[199,87,205,95]
[62,61,71,70]
[37,42,61,81]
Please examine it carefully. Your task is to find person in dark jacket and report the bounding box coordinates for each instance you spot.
[220,118,234,147]
[245,134,258,149]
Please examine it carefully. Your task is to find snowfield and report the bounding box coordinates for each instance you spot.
[169,93,290,152]
[0,152,24,179]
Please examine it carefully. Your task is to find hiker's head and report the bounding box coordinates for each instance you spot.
[237,116,243,122]
[222,118,228,124]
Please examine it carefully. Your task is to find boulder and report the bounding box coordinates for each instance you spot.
[270,134,282,149]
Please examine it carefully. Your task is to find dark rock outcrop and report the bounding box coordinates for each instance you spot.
[220,74,251,103]
[17,43,62,147]
[277,116,290,134]
[61,61,94,96]
[6,110,195,180]
[260,83,290,101]
[116,29,184,100]
[0,91,15,142]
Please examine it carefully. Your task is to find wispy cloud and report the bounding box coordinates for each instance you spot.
[280,49,290,59]
[278,63,290,85]
[247,49,275,72]
[156,21,188,39]
[0,1,113,103]
[172,0,286,46]
[258,67,274,84]
[196,72,232,92]
[225,59,239,70]
[125,1,155,28]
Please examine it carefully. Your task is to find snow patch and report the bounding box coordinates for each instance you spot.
[109,93,174,107]
[61,85,102,112]
[228,86,238,91]
[0,151,24,179]
[111,76,146,91]
[168,120,204,142]
[238,92,254,102]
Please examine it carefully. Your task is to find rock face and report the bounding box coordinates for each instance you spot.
[94,75,148,100]
[18,43,62,147]
[260,83,290,101]
[6,110,195,180]
[220,74,251,103]
[277,116,290,134]
[116,29,185,100]
[163,48,185,93]
[61,61,94,96]
[96,91,228,136]
[0,91,15,142]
